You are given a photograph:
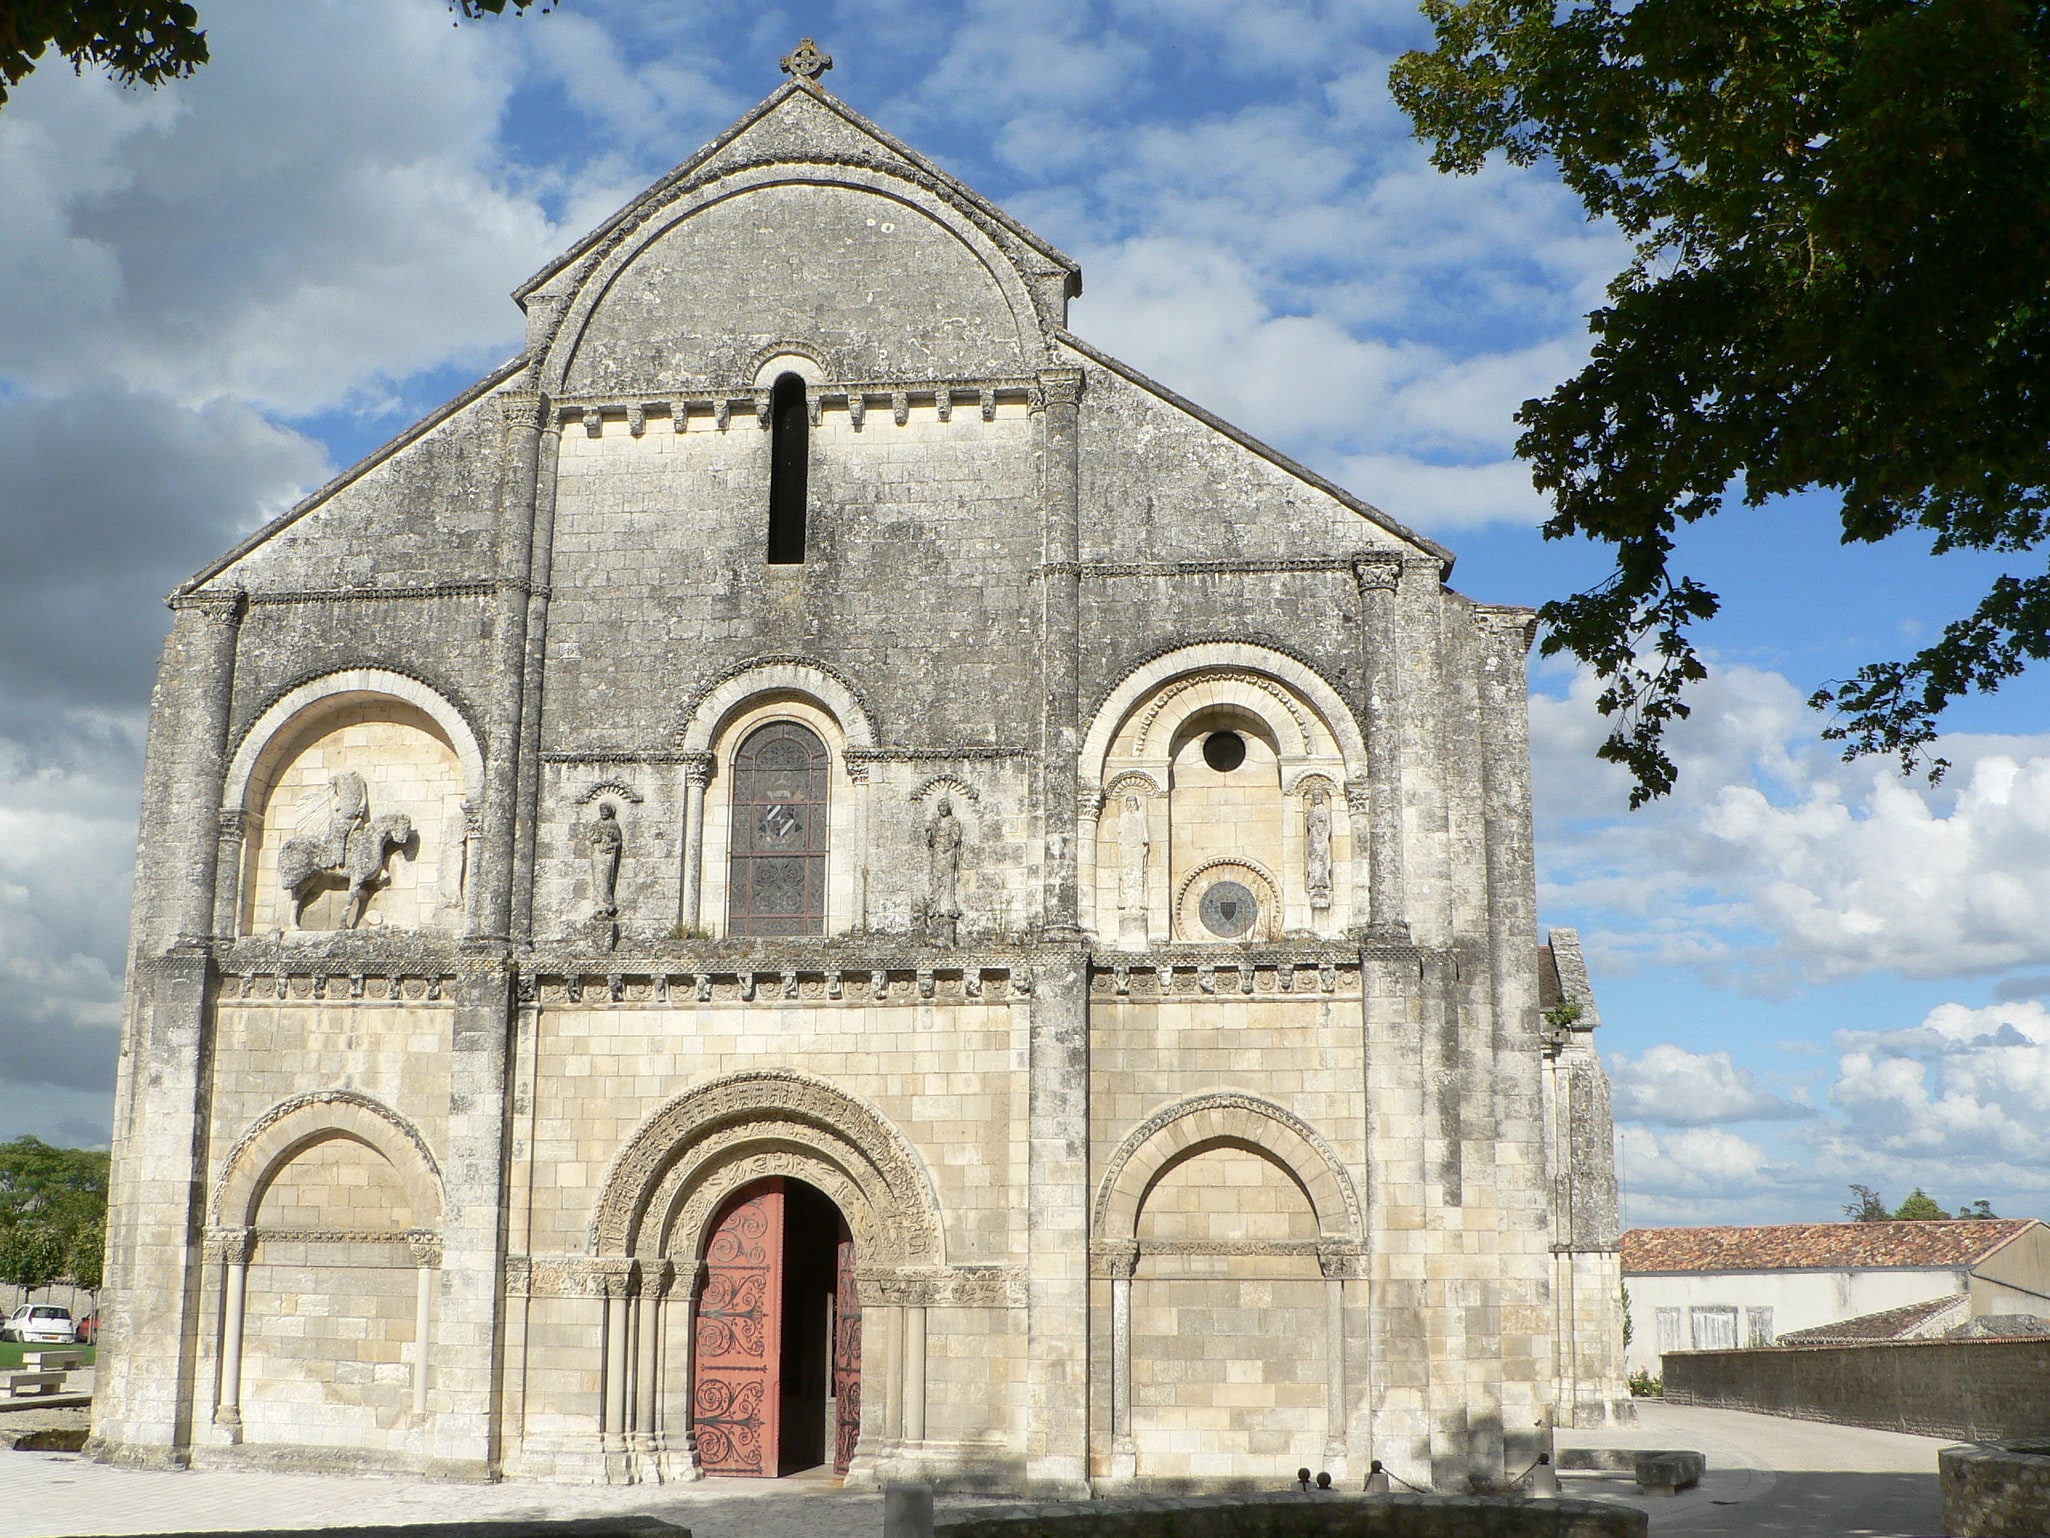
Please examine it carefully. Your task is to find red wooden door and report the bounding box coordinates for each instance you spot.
[832,1223,862,1474]
[694,1180,784,1476]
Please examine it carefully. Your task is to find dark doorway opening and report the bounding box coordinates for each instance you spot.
[693,1176,861,1478]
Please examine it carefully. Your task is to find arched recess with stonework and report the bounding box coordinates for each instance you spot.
[1091,1092,1364,1486]
[204,1090,446,1457]
[1080,642,1367,943]
[1093,1091,1362,1248]
[671,658,879,937]
[222,669,485,936]
[589,1069,943,1268]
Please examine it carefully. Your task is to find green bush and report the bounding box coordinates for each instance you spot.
[1628,1369,1664,1398]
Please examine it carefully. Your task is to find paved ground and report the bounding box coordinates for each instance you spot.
[0,1400,1954,1538]
[1562,1401,1950,1535]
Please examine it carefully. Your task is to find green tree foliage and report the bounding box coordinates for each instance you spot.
[1892,1187,1949,1220]
[0,1,551,111]
[1844,1183,1891,1221]
[1958,1198,2000,1219]
[1392,0,2050,804]
[0,1137,109,1290]
[0,1222,63,1291]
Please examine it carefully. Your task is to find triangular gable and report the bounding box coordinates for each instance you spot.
[1055,329,1455,573]
[514,80,1081,307]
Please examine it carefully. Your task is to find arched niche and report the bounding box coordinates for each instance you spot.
[225,673,482,936]
[1082,648,1359,941]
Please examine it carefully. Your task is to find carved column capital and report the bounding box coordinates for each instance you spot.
[492,389,550,433]
[204,1225,256,1266]
[404,1230,444,1269]
[1036,368,1086,409]
[1351,552,1402,594]
[1092,1239,1140,1280]
[681,751,715,788]
[1343,780,1372,816]
[216,809,248,841]
[171,588,247,628]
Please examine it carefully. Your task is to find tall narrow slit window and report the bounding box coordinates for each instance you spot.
[727,721,829,936]
[767,372,809,564]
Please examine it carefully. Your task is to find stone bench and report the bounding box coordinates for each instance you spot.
[1556,1447,1706,1495]
[5,1371,66,1398]
[1631,1452,1704,1495]
[21,1351,81,1373]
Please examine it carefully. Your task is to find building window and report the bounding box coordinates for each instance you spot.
[727,721,829,935]
[1656,1308,1683,1355]
[1690,1305,1739,1351]
[767,372,808,564]
[1746,1307,1775,1347]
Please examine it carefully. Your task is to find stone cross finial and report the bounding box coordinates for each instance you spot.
[780,38,833,82]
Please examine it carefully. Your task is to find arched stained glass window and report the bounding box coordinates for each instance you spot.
[727,721,829,936]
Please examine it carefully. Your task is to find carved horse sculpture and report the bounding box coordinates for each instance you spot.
[278,770,415,929]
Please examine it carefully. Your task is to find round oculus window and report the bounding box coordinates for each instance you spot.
[1202,730,1247,773]
[1199,879,1259,938]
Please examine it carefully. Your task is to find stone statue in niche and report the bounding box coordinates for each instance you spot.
[925,795,964,945]
[1306,786,1333,911]
[587,802,624,951]
[278,770,415,930]
[1117,792,1150,944]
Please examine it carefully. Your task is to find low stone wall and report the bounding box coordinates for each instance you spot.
[1662,1337,2050,1440]
[1941,1441,2050,1537]
[938,1491,1645,1538]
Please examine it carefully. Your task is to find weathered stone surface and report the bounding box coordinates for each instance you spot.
[1941,1440,2050,1537]
[95,64,1626,1495]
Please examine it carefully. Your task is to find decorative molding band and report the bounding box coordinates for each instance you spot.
[857,1265,1027,1308]
[1088,957,1353,997]
[241,581,501,607]
[245,1227,441,1256]
[843,745,1027,763]
[540,750,707,765]
[556,381,1036,435]
[218,970,455,1004]
[519,963,1036,1007]
[1088,1238,1368,1277]
[1040,557,1363,581]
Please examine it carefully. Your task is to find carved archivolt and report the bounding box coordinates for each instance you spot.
[210,1088,445,1232]
[578,779,645,806]
[588,1069,944,1269]
[1132,669,1315,757]
[1094,1091,1364,1245]
[1079,641,1370,791]
[908,774,979,805]
[223,667,485,814]
[1286,770,1342,801]
[1102,770,1162,803]
[672,654,879,753]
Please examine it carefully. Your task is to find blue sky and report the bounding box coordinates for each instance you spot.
[1,0,2046,1227]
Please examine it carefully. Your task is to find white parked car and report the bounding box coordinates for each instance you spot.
[1,1304,76,1344]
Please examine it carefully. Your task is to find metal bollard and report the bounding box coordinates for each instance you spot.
[1530,1452,1560,1498]
[1365,1459,1391,1495]
[885,1483,935,1538]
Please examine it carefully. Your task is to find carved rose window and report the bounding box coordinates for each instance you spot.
[728,721,829,936]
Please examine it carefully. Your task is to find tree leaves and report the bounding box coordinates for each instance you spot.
[1394,0,2050,802]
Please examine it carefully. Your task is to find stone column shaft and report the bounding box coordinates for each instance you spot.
[680,761,710,930]
[215,1256,248,1431]
[1037,368,1084,937]
[1354,557,1407,938]
[1025,954,1091,1495]
[510,422,562,943]
[476,398,544,941]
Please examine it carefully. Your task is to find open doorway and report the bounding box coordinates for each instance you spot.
[692,1176,861,1477]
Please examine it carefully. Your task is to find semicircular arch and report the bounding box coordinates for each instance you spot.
[1094,1091,1362,1244]
[675,657,878,754]
[223,668,485,815]
[210,1088,445,1233]
[542,168,1046,395]
[589,1069,944,1266]
[1081,642,1367,791]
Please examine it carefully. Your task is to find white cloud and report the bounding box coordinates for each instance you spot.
[1609,1045,1810,1127]
[1536,657,2050,987]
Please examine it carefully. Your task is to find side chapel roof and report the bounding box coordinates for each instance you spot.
[1622,1219,2042,1274]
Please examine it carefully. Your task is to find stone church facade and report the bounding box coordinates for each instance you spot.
[91,48,1627,1495]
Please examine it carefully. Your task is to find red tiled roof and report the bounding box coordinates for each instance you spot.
[1622,1220,2039,1273]
[1775,1295,1966,1345]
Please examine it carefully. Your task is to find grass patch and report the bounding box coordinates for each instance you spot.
[0,1341,93,1369]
